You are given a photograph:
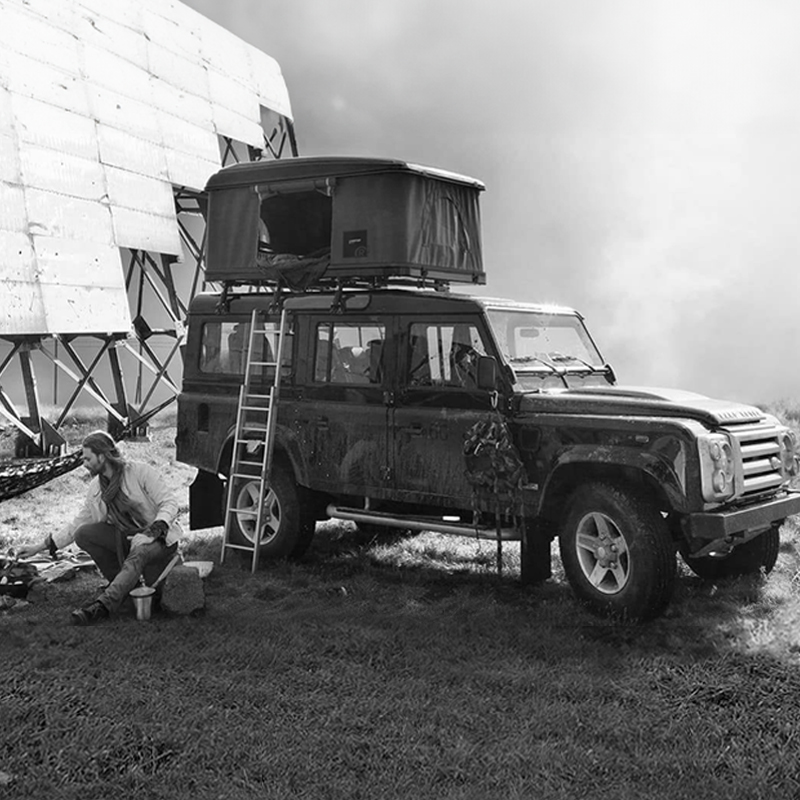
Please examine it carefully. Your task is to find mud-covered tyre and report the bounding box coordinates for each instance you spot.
[558,482,676,621]
[679,526,780,580]
[227,464,315,559]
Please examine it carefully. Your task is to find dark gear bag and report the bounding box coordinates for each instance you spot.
[0,556,39,598]
[463,414,526,512]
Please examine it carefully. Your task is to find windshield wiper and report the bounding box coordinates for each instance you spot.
[549,352,598,371]
[506,354,569,388]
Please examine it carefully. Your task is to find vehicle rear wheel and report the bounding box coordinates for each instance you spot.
[558,482,676,621]
[679,526,780,580]
[226,464,315,559]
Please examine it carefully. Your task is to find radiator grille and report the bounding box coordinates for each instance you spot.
[727,423,785,497]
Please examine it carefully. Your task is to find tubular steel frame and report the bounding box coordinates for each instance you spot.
[0,117,298,456]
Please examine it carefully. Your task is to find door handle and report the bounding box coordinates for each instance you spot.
[402,425,423,437]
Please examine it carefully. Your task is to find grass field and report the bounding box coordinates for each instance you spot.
[2,409,800,799]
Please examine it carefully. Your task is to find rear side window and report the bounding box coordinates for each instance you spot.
[200,320,292,376]
[314,322,385,384]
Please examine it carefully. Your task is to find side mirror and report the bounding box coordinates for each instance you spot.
[476,356,498,391]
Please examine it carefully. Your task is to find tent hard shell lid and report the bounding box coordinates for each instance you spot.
[203,156,486,288]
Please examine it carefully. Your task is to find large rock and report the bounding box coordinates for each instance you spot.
[160,565,205,615]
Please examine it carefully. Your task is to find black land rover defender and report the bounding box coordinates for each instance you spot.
[176,157,800,620]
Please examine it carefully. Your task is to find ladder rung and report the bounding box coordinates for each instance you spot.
[234,460,265,468]
[226,509,260,518]
[229,472,266,480]
[240,427,267,434]
[222,542,260,552]
[243,392,273,400]
[240,405,271,412]
[248,361,279,367]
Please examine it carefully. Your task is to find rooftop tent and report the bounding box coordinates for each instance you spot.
[204,156,486,287]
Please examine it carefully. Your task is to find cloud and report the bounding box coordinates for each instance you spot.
[184,0,800,403]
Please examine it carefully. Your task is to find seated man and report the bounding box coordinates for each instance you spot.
[450,342,480,388]
[18,430,180,625]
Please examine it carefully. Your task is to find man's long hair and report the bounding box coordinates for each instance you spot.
[83,430,126,473]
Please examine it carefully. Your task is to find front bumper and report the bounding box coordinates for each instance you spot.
[685,490,800,540]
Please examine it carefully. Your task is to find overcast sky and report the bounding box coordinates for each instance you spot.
[184,0,800,405]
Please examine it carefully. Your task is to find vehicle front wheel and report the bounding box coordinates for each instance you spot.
[558,482,676,621]
[226,464,315,560]
[679,526,780,580]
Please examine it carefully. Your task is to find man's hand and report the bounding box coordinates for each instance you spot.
[16,537,52,559]
[146,520,169,541]
[130,521,169,549]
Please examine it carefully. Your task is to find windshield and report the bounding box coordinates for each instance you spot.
[485,308,605,385]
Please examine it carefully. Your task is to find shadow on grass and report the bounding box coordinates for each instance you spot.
[172,517,800,668]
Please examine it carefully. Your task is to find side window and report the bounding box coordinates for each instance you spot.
[200,320,292,376]
[200,322,248,374]
[314,322,385,384]
[407,322,487,388]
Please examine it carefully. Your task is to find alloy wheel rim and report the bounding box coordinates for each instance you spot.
[574,511,631,595]
[235,481,281,544]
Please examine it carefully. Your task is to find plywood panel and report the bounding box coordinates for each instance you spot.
[35,236,124,288]
[0,183,28,233]
[0,4,81,75]
[110,206,181,256]
[82,45,153,104]
[19,145,106,201]
[0,135,21,183]
[164,148,218,192]
[4,51,90,116]
[0,281,47,334]
[147,41,209,98]
[159,112,218,163]
[76,0,143,32]
[213,105,263,149]
[0,87,15,132]
[150,77,213,129]
[141,6,202,62]
[104,166,174,217]
[250,50,293,119]
[74,11,149,67]
[0,230,35,282]
[207,68,259,120]
[15,0,77,35]
[96,125,169,180]
[13,96,98,161]
[26,188,114,244]
[32,236,132,335]
[39,282,131,335]
[198,21,253,86]
[89,84,162,144]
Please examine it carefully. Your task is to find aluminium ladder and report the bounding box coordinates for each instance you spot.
[221,307,287,571]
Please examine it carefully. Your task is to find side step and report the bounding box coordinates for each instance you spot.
[326,504,521,541]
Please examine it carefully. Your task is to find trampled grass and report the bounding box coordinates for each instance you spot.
[3,410,800,799]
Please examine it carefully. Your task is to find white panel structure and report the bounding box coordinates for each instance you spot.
[0,0,293,336]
